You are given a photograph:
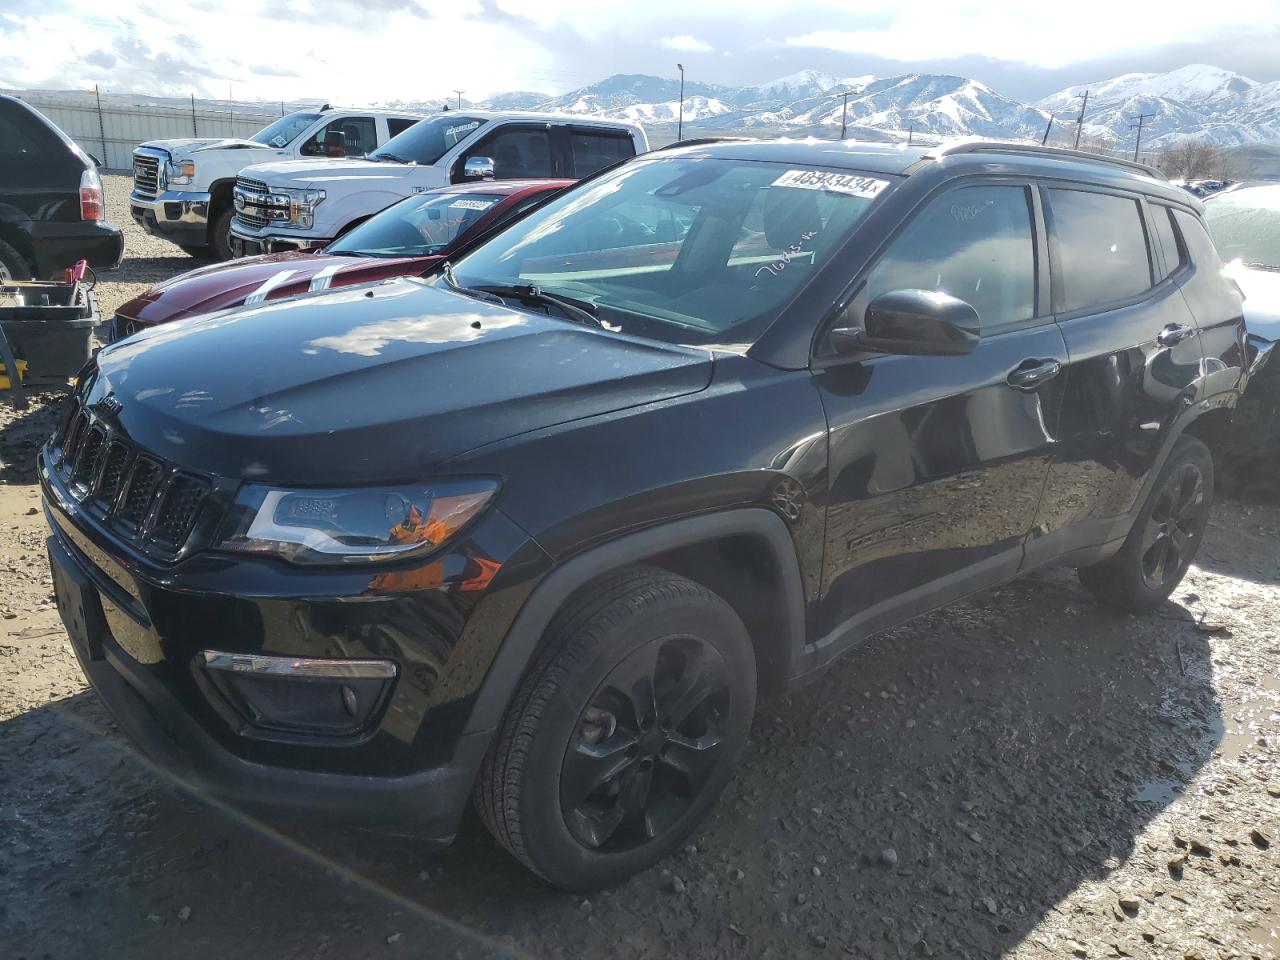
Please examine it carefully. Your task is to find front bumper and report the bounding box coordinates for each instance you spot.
[130,190,211,247]
[229,218,330,256]
[28,220,124,277]
[41,444,550,839]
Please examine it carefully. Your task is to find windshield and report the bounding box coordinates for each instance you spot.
[251,112,322,148]
[452,157,892,345]
[328,191,506,258]
[1204,186,1280,269]
[370,115,484,165]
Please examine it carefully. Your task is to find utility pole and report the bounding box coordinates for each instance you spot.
[1042,114,1054,145]
[1073,89,1089,149]
[453,89,464,110]
[1130,112,1155,162]
[826,90,851,140]
[907,123,914,146]
[191,93,198,136]
[676,63,685,141]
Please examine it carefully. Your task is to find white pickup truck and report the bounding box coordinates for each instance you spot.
[229,111,648,256]
[129,108,426,259]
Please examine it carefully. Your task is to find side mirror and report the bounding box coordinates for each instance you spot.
[831,289,980,357]
[463,156,495,180]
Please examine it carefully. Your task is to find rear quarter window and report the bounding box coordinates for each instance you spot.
[1048,188,1153,314]
[0,101,60,160]
[1149,205,1184,278]
[1172,209,1225,275]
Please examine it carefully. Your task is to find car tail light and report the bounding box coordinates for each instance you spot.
[79,168,104,221]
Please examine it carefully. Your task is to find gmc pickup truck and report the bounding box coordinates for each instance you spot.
[229,111,647,256]
[129,108,425,260]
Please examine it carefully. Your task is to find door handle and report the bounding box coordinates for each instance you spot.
[1157,323,1197,347]
[1006,358,1062,391]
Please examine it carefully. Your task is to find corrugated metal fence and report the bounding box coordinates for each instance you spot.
[4,92,280,171]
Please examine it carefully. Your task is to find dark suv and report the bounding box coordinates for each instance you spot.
[42,139,1246,891]
[0,95,124,281]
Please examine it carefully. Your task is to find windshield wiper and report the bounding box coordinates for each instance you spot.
[470,282,606,329]
[437,261,504,305]
[372,152,408,164]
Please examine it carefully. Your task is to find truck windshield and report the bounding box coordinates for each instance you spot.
[251,112,322,148]
[452,157,894,346]
[328,192,506,257]
[370,115,484,165]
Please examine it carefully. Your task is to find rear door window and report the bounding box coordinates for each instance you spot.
[1048,189,1153,313]
[1149,204,1184,279]
[569,131,636,177]
[863,184,1037,335]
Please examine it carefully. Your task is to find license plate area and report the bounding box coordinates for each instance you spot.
[48,538,107,661]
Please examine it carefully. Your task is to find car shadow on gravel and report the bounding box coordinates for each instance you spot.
[0,389,64,484]
[0,560,1227,960]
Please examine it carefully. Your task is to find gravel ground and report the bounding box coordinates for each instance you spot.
[0,177,1277,960]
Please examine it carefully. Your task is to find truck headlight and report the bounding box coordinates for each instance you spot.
[214,479,498,564]
[284,188,326,228]
[165,160,196,185]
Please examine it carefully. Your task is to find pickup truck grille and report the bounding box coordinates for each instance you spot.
[132,154,161,197]
[52,400,212,558]
[233,176,289,229]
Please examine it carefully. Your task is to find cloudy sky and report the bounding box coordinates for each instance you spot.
[3,0,1280,105]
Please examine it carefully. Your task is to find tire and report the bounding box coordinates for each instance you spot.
[474,567,757,891]
[1078,436,1214,613]
[177,244,214,260]
[208,207,235,261]
[0,237,32,282]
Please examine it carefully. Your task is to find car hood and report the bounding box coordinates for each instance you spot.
[1230,263,1280,342]
[90,278,713,484]
[240,158,414,189]
[118,252,436,327]
[141,138,272,159]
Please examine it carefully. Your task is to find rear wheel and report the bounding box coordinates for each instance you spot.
[1078,437,1214,612]
[0,238,32,282]
[475,567,756,891]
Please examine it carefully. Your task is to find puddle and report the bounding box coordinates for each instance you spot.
[1132,778,1185,804]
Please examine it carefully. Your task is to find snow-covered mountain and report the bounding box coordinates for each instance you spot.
[367,63,1280,152]
[1037,64,1280,148]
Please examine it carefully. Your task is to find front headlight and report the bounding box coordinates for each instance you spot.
[215,479,498,564]
[166,160,196,185]
[283,187,326,228]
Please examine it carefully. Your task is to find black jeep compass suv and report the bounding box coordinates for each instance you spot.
[42,139,1247,890]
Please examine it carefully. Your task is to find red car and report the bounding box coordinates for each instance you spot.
[109,179,571,341]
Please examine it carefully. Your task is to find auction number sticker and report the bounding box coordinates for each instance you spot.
[772,169,889,198]
[450,199,497,211]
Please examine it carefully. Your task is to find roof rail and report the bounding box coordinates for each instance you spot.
[919,140,1166,180]
[655,136,754,152]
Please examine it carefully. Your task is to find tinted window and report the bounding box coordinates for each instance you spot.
[454,158,890,345]
[373,115,483,165]
[1150,205,1183,278]
[1049,189,1152,313]
[301,116,376,157]
[864,185,1036,334]
[386,117,419,138]
[1174,209,1228,274]
[570,132,635,177]
[0,103,49,158]
[470,128,554,179]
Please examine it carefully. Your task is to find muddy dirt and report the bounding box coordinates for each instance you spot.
[1,178,1277,960]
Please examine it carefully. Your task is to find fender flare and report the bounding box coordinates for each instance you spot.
[462,508,807,738]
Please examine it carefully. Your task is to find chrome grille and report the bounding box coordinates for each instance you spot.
[133,155,161,197]
[52,404,212,557]
[237,176,269,195]
[236,208,270,229]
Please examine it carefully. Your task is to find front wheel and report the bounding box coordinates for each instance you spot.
[474,567,756,891]
[1078,436,1214,612]
[208,207,235,261]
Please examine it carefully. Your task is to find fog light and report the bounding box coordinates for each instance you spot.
[200,651,396,737]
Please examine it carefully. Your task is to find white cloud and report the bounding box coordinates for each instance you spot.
[661,34,713,54]
[785,0,1279,68]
